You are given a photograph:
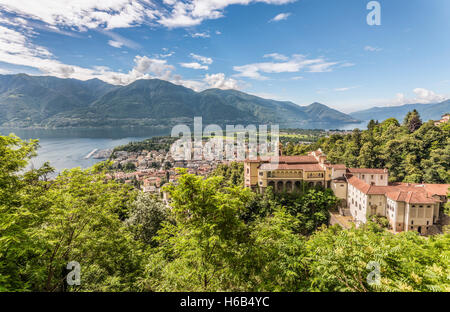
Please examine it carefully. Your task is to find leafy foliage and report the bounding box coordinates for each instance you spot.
[1,134,449,292]
[286,112,450,183]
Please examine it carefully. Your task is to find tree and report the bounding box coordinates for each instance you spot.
[211,162,244,187]
[0,135,145,291]
[142,171,254,291]
[124,162,136,171]
[306,225,450,292]
[404,109,423,133]
[126,193,170,246]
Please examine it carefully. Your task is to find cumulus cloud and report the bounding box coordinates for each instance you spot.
[0,24,240,92]
[190,32,210,38]
[190,53,213,64]
[204,73,239,89]
[0,0,159,31]
[411,88,446,103]
[108,40,123,48]
[0,0,297,31]
[269,12,291,22]
[233,54,342,80]
[0,27,174,84]
[392,88,447,106]
[180,62,208,70]
[158,0,297,28]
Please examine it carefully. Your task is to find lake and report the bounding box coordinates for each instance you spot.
[0,128,171,174]
[0,122,366,174]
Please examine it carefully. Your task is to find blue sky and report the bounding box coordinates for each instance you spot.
[0,0,449,112]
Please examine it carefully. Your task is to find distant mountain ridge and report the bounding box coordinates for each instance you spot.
[350,100,450,123]
[0,74,359,129]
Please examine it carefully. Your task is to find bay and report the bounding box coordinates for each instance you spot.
[0,127,170,174]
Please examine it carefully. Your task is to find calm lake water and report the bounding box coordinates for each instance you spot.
[1,122,366,174]
[0,128,171,174]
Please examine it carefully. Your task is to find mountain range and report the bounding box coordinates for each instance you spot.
[0,74,359,129]
[350,100,450,123]
[1,74,446,130]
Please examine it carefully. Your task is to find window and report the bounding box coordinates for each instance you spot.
[362,175,365,179]
[380,175,383,180]
[411,226,413,229]
[371,175,374,179]
[259,172,263,176]
[426,221,429,225]
[411,220,414,225]
[247,168,250,174]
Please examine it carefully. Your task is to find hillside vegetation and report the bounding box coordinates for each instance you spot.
[285,111,450,184]
[1,134,449,292]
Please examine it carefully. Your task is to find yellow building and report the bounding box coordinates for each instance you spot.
[244,150,340,193]
[244,149,449,235]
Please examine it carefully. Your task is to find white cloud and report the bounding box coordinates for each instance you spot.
[190,53,212,64]
[411,88,446,103]
[263,53,288,61]
[102,30,141,49]
[334,86,358,92]
[0,68,12,74]
[158,0,296,28]
[234,54,342,80]
[180,62,208,70]
[204,73,239,90]
[0,23,241,92]
[364,45,382,52]
[0,0,297,32]
[269,12,291,22]
[190,32,210,38]
[0,26,175,83]
[215,30,221,35]
[108,40,123,48]
[291,76,303,80]
[0,0,159,31]
[385,88,447,107]
[308,61,338,73]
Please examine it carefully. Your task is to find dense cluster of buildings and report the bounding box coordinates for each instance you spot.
[109,149,223,193]
[244,149,449,235]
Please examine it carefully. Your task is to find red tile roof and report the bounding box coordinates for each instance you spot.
[278,156,318,164]
[328,164,347,170]
[348,176,447,204]
[348,168,388,174]
[245,155,319,164]
[259,163,323,171]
